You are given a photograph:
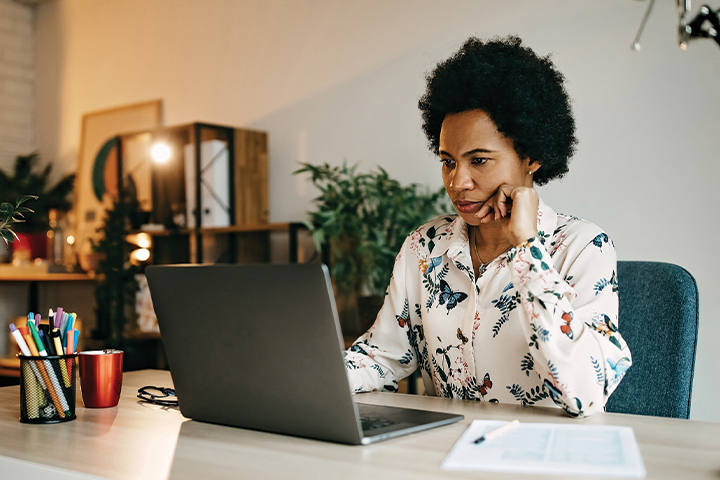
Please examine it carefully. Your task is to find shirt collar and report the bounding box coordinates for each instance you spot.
[435,197,558,260]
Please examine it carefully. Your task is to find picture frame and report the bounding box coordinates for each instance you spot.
[73,100,163,251]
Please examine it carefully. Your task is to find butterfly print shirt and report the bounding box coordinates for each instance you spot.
[344,199,632,417]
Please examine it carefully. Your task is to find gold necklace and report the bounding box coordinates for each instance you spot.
[471,227,491,277]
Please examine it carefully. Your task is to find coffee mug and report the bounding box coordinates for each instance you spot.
[78,350,124,408]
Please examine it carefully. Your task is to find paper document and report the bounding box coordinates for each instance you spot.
[442,420,646,478]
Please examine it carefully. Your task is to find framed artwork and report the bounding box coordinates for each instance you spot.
[73,100,163,250]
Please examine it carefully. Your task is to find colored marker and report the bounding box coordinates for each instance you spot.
[22,333,67,418]
[34,314,41,329]
[54,308,64,329]
[43,330,57,355]
[10,325,40,419]
[51,329,70,387]
[65,330,76,372]
[26,321,71,416]
[9,324,47,389]
[64,313,75,343]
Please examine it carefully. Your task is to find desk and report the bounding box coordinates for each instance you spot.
[1,370,719,479]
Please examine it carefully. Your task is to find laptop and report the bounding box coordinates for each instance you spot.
[145,263,463,445]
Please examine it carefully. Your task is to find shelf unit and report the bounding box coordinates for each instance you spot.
[116,122,308,266]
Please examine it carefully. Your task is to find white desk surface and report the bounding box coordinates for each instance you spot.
[1,369,719,479]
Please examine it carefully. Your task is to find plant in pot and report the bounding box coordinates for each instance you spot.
[0,153,75,264]
[295,162,452,338]
[1,195,38,244]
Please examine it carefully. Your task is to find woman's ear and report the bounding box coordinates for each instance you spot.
[524,158,540,175]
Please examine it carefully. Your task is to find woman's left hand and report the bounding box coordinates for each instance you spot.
[474,184,539,245]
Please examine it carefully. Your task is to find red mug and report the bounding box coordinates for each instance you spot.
[78,350,124,408]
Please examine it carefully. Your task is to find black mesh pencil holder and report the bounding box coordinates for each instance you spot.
[18,354,78,424]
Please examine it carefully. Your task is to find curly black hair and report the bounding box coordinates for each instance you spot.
[418,35,577,186]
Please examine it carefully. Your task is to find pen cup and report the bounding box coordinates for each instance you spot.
[18,354,77,424]
[79,350,124,408]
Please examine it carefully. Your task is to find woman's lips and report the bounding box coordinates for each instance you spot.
[454,200,483,214]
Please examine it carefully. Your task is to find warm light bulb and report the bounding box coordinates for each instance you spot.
[150,142,171,163]
[136,233,151,249]
[135,248,151,262]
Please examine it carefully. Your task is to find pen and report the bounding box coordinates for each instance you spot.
[65,313,75,342]
[51,329,71,387]
[40,330,56,356]
[23,332,68,418]
[27,322,71,417]
[9,324,47,389]
[9,325,41,419]
[65,329,76,372]
[473,420,520,444]
[55,307,64,330]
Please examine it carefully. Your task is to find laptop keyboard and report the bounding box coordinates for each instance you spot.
[360,416,398,431]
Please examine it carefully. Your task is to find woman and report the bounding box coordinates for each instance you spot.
[344,36,631,417]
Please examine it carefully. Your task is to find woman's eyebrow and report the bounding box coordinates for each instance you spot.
[462,148,495,156]
[438,148,495,157]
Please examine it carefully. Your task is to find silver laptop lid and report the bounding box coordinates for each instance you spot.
[146,263,364,444]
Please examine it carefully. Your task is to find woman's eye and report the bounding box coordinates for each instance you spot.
[472,157,488,165]
[440,158,454,167]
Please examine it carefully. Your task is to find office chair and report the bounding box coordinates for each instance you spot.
[605,261,699,419]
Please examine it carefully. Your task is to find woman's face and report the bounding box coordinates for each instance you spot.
[439,109,536,226]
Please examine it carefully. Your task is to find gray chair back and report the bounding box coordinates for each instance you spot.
[605,261,698,419]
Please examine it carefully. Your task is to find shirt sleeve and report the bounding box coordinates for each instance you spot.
[344,237,418,393]
[506,234,632,417]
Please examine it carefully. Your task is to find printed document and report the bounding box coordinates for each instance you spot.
[442,420,646,477]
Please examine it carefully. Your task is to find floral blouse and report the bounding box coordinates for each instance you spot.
[344,199,632,417]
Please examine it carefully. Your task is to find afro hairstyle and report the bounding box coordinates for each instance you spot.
[418,35,577,186]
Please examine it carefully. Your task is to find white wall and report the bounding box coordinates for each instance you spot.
[0,0,34,169]
[33,0,720,421]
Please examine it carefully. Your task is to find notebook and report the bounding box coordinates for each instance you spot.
[145,263,463,445]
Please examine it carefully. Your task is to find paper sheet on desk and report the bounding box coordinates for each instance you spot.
[442,420,646,478]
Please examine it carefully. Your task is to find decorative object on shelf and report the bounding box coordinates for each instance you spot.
[116,122,268,265]
[0,153,74,263]
[295,162,452,336]
[74,100,162,255]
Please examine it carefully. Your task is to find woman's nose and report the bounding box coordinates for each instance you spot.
[449,163,474,190]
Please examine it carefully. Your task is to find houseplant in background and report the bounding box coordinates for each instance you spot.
[0,153,75,263]
[0,195,38,244]
[91,186,142,347]
[295,162,452,337]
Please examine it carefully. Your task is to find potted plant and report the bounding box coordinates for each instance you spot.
[1,195,38,244]
[0,153,75,262]
[295,162,452,336]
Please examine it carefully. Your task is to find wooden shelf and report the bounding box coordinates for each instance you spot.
[0,271,94,282]
[138,222,300,237]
